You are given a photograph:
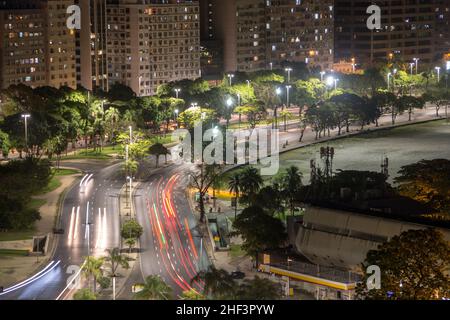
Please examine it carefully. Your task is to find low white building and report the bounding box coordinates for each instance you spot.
[294,206,450,271]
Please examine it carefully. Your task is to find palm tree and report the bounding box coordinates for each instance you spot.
[239,167,263,205]
[281,166,303,215]
[103,248,130,300]
[191,267,237,299]
[228,172,241,219]
[104,107,120,143]
[133,275,172,300]
[82,256,104,293]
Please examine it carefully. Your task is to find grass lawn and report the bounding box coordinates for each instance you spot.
[227,116,300,130]
[62,150,114,160]
[220,119,450,185]
[38,176,62,194]
[0,230,35,242]
[52,168,80,176]
[0,248,29,256]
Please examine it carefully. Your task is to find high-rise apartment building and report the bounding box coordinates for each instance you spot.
[75,0,108,92]
[45,0,77,89]
[106,0,201,96]
[0,0,76,89]
[208,0,334,73]
[434,0,450,63]
[334,0,436,71]
[266,0,334,71]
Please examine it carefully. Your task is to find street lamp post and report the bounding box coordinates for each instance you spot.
[387,72,392,91]
[326,76,337,92]
[286,85,291,108]
[413,58,419,74]
[127,176,133,214]
[410,63,414,75]
[275,87,282,129]
[227,73,234,86]
[284,85,291,132]
[226,98,233,128]
[246,80,251,88]
[320,71,325,82]
[435,67,441,84]
[269,62,273,70]
[21,114,30,154]
[174,88,181,99]
[445,74,449,123]
[174,109,179,128]
[285,67,293,83]
[351,58,356,73]
[237,93,241,106]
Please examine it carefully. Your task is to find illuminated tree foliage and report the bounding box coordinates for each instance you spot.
[357,228,450,300]
[395,159,450,214]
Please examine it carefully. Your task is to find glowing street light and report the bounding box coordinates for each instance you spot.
[326,76,334,87]
[21,114,31,152]
[269,62,273,70]
[174,109,179,125]
[435,66,441,83]
[174,88,181,99]
[227,73,234,86]
[413,57,419,74]
[351,57,356,73]
[246,79,251,88]
[320,71,326,81]
[285,85,292,108]
[326,76,338,90]
[409,62,414,75]
[285,67,293,82]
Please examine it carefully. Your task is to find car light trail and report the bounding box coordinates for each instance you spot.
[73,205,80,240]
[184,218,198,259]
[67,207,75,245]
[94,207,107,249]
[0,260,61,296]
[84,201,90,239]
[79,174,88,188]
[153,203,166,245]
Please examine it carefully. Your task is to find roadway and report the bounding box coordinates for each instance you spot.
[135,162,209,297]
[0,161,122,300]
